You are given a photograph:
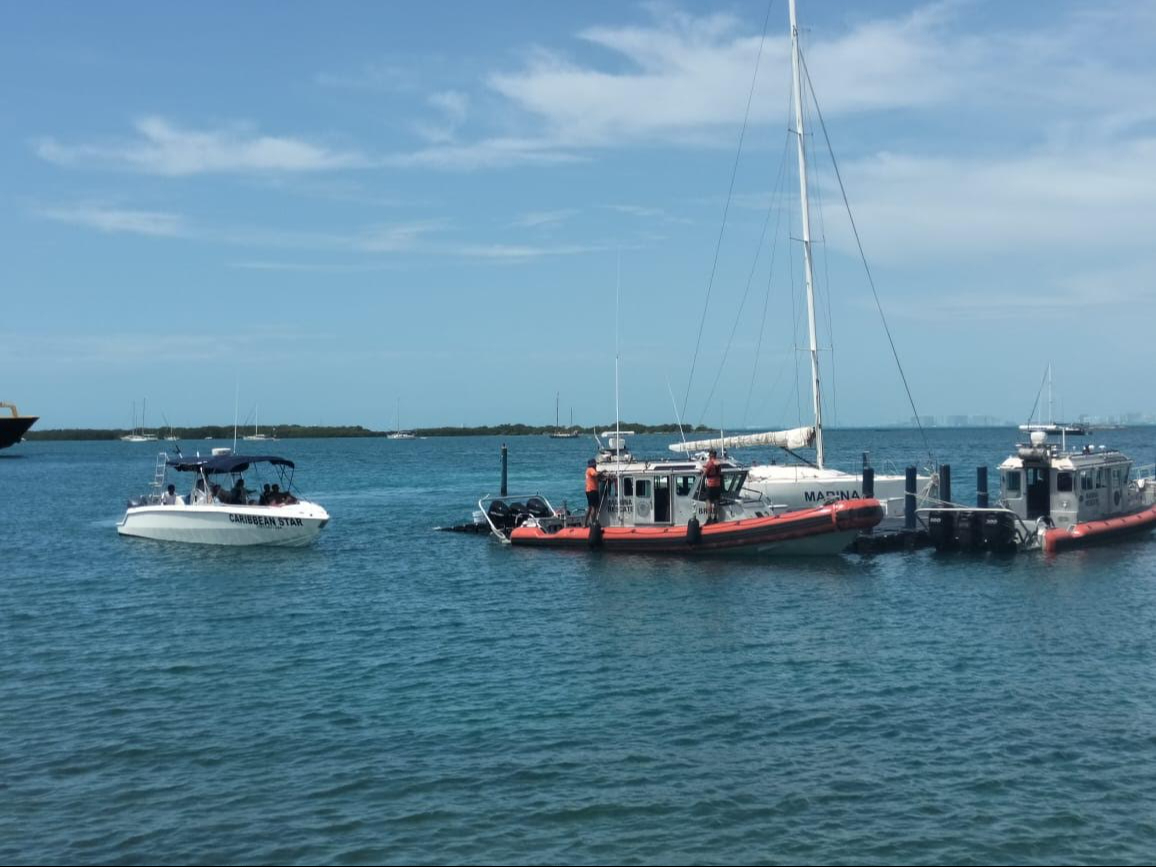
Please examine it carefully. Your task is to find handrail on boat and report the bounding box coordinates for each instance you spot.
[477,492,557,544]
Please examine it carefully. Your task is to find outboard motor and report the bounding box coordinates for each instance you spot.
[525,497,552,518]
[487,499,514,531]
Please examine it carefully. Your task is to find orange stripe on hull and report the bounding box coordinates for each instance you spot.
[1043,505,1156,553]
[510,498,883,553]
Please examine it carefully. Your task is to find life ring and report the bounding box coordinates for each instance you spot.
[636,500,651,518]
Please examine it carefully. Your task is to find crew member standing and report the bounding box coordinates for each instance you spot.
[584,458,601,527]
[704,448,723,523]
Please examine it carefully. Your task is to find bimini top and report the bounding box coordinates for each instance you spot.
[166,454,295,474]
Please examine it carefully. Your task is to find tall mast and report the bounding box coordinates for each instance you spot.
[1047,363,1054,424]
[789,0,825,468]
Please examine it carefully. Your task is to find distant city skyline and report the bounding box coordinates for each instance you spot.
[4,1,1155,428]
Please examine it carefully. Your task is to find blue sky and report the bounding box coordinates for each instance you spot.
[4,0,1155,430]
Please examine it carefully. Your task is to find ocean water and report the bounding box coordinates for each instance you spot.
[3,428,1156,865]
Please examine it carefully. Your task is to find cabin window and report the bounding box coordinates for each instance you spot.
[634,478,651,499]
[1080,470,1093,491]
[1004,470,1022,496]
[1096,468,1106,489]
[722,471,745,496]
[1056,472,1074,493]
[675,475,698,497]
[623,478,633,498]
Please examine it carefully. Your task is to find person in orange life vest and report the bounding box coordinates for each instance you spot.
[584,458,604,527]
[704,448,723,523]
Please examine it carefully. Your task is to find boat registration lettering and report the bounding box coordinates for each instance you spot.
[228,513,304,528]
[804,489,859,502]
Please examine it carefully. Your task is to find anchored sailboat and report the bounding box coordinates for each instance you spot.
[548,393,579,438]
[388,398,415,439]
[242,404,277,441]
[120,399,158,442]
[671,0,935,519]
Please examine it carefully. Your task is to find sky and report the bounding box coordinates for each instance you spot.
[3,0,1155,430]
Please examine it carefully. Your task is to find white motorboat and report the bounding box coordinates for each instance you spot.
[668,0,936,519]
[117,450,329,546]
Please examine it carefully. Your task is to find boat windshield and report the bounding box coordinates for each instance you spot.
[694,469,747,501]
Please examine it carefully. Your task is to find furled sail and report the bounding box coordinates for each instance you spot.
[667,426,815,454]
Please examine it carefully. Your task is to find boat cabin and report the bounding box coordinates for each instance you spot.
[595,460,758,526]
[999,431,1139,528]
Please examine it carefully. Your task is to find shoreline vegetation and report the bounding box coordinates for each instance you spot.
[25,423,1149,442]
[24,422,714,442]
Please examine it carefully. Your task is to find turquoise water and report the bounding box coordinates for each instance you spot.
[3,429,1156,865]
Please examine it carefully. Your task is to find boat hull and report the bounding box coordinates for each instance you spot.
[509,498,883,555]
[1043,505,1156,553]
[744,465,934,522]
[0,416,38,450]
[117,502,329,546]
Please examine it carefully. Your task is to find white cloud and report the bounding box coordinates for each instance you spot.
[355,221,445,253]
[510,209,577,229]
[449,242,602,261]
[315,62,421,93]
[379,136,584,170]
[36,116,367,175]
[823,137,1156,263]
[38,204,190,237]
[413,89,471,144]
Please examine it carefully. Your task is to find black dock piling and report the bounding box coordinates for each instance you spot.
[940,464,952,505]
[862,467,875,536]
[500,443,508,497]
[977,466,989,508]
[905,466,917,530]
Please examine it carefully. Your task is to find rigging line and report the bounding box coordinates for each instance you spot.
[805,85,838,430]
[800,48,934,464]
[1024,364,1050,425]
[697,125,790,428]
[681,0,776,422]
[787,179,802,427]
[743,124,795,428]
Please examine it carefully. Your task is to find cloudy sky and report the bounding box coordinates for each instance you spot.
[4,0,1154,429]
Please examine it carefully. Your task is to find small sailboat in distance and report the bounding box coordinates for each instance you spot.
[243,404,277,441]
[387,398,415,439]
[548,392,579,438]
[120,399,159,442]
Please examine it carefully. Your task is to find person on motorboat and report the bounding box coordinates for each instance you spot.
[192,477,212,504]
[160,484,184,506]
[259,483,272,506]
[584,459,601,527]
[704,448,723,524]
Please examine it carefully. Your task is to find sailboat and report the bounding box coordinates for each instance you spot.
[387,399,415,439]
[243,404,277,441]
[1018,363,1087,437]
[120,399,158,442]
[669,0,935,520]
[548,392,579,438]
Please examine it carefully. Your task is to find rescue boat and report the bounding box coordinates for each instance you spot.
[480,443,883,556]
[923,428,1156,554]
[1043,504,1156,553]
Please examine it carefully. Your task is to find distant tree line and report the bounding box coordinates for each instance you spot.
[26,422,711,441]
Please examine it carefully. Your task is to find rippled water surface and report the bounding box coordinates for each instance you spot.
[4,429,1156,865]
